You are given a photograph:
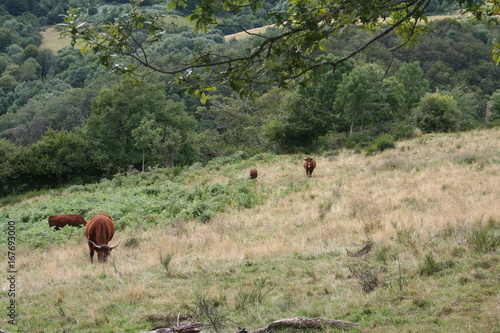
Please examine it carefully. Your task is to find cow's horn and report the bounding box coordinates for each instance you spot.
[109,240,121,249]
[89,240,101,249]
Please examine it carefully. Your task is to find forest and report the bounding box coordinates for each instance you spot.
[0,0,500,198]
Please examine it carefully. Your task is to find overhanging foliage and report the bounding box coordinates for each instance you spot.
[61,0,500,96]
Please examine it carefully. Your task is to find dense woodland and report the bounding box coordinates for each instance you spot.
[0,0,499,197]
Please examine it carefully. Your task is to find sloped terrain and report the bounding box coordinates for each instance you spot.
[1,128,499,332]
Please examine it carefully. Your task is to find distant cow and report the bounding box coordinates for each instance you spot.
[250,168,258,179]
[85,211,120,263]
[304,157,316,177]
[48,214,87,230]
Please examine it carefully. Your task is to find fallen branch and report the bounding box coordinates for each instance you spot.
[140,317,357,333]
[140,322,203,333]
[236,317,358,332]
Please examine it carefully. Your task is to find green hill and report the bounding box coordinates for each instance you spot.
[1,128,499,332]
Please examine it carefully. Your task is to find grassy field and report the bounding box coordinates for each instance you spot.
[40,26,72,51]
[1,128,499,332]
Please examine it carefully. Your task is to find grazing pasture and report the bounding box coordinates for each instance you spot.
[1,128,499,332]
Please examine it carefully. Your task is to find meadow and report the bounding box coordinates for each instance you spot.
[1,128,499,332]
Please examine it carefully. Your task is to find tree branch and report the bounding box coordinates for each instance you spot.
[139,317,358,333]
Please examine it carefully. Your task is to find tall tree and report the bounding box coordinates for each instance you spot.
[336,63,404,134]
[0,138,21,196]
[264,91,333,151]
[488,89,500,122]
[23,129,94,187]
[85,76,196,173]
[131,117,162,172]
[394,61,429,111]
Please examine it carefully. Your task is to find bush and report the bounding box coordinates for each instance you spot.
[365,134,396,155]
[390,123,417,140]
[320,132,348,150]
[411,93,460,133]
[346,132,374,149]
[206,151,249,169]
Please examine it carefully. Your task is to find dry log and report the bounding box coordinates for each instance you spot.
[235,317,358,332]
[140,322,203,333]
[140,317,357,333]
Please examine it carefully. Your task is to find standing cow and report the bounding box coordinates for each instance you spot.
[250,168,258,179]
[85,211,120,263]
[48,214,87,230]
[304,157,316,177]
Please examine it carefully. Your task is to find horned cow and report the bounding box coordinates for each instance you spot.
[48,214,87,230]
[303,157,317,177]
[85,211,120,263]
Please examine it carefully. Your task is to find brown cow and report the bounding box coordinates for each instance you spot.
[304,157,316,177]
[250,168,258,179]
[48,214,87,230]
[85,211,120,263]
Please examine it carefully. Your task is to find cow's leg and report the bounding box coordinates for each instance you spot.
[88,242,95,263]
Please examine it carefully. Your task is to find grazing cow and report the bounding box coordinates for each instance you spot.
[48,214,87,230]
[250,168,258,179]
[303,157,317,177]
[85,211,120,263]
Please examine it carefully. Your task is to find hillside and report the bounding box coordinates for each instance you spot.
[222,13,466,41]
[2,128,499,332]
[42,13,465,48]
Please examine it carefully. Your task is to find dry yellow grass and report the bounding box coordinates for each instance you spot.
[18,128,499,273]
[40,26,74,51]
[12,128,500,332]
[224,25,274,41]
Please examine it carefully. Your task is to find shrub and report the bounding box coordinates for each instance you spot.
[321,131,348,150]
[390,122,418,140]
[346,132,374,149]
[206,151,249,169]
[366,134,395,155]
[411,92,460,133]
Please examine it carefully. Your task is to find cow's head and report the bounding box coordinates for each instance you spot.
[304,157,314,166]
[89,240,121,263]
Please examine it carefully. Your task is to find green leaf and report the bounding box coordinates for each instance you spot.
[493,39,500,65]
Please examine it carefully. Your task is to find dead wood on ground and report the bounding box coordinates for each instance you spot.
[140,316,357,333]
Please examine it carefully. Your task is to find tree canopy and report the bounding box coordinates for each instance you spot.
[62,0,500,95]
